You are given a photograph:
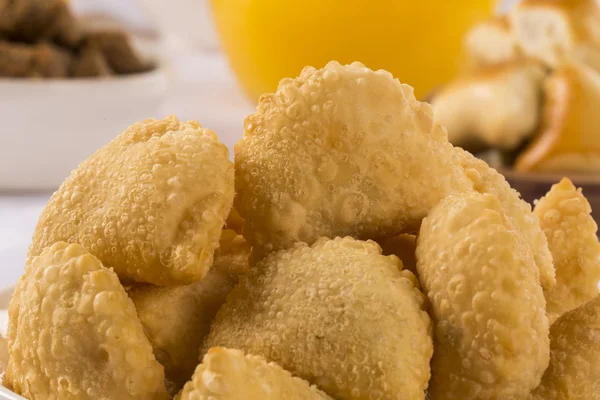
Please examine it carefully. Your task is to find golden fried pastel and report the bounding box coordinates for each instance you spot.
[235,61,472,252]
[530,295,600,400]
[29,116,234,286]
[533,178,600,323]
[128,230,251,389]
[4,242,167,400]
[176,347,333,400]
[417,192,550,400]
[458,149,556,290]
[205,237,432,400]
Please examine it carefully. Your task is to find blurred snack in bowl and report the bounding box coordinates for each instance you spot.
[0,0,153,78]
[71,41,113,78]
[84,31,152,75]
[0,40,72,78]
[0,0,81,47]
[211,0,495,101]
[432,0,600,177]
[69,30,151,78]
[432,60,544,151]
[516,61,600,172]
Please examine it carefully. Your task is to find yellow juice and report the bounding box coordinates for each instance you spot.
[211,0,495,101]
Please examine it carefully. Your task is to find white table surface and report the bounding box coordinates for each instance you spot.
[0,50,254,291]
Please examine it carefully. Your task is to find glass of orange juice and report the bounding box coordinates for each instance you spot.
[211,0,496,102]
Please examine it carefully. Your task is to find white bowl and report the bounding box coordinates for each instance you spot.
[0,60,170,191]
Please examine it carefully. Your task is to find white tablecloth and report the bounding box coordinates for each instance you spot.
[0,51,254,291]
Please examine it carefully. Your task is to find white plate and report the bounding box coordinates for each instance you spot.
[0,386,23,400]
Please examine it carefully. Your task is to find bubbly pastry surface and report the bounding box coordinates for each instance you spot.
[205,236,433,400]
[129,230,251,389]
[458,149,556,290]
[529,295,600,400]
[533,178,600,323]
[235,61,472,252]
[417,192,549,400]
[4,242,167,400]
[176,347,333,400]
[29,116,235,286]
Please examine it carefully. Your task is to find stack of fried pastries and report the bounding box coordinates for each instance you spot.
[1,62,599,400]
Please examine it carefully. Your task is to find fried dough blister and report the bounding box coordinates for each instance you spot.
[4,62,600,400]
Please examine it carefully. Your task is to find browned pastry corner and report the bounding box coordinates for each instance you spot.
[516,61,600,172]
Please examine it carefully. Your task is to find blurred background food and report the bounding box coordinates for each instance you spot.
[0,0,152,78]
[432,0,600,175]
[427,0,600,212]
